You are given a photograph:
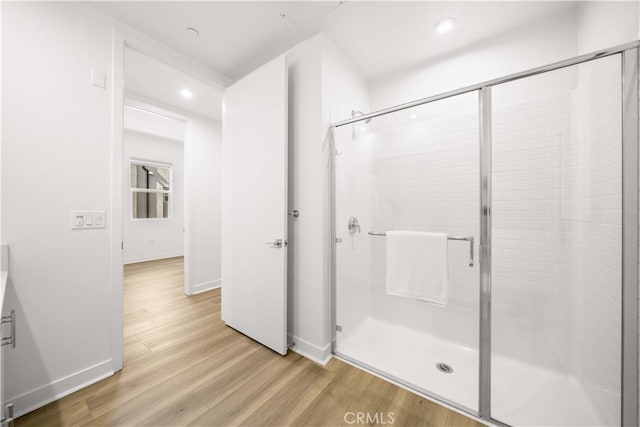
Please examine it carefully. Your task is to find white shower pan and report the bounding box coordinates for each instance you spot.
[336,317,613,426]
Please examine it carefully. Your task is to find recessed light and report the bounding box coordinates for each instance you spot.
[180,89,193,99]
[185,27,200,38]
[359,126,367,132]
[435,17,455,35]
[410,114,418,119]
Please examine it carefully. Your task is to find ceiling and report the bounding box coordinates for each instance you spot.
[124,47,224,120]
[92,1,578,83]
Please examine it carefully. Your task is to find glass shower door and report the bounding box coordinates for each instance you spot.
[490,54,623,426]
[334,91,481,413]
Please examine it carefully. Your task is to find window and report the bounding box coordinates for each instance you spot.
[130,160,172,219]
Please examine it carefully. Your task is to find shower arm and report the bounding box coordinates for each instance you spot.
[368,231,474,267]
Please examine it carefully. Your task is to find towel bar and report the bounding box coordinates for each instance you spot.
[368,231,474,267]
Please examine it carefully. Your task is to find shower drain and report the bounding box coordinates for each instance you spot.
[436,362,453,374]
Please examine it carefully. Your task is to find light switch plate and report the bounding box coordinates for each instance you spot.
[73,213,84,227]
[90,68,106,89]
[72,211,106,230]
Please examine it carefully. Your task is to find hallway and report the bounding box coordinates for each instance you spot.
[15,257,480,426]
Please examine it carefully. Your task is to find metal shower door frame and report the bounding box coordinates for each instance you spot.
[330,41,640,427]
[621,46,638,427]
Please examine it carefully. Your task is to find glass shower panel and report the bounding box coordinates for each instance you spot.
[334,92,480,413]
[491,55,622,426]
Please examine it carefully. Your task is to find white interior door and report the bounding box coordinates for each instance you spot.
[221,55,288,355]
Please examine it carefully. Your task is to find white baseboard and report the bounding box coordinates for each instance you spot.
[189,279,221,295]
[287,334,332,366]
[123,252,184,265]
[9,359,114,418]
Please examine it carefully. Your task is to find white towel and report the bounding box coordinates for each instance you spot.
[386,231,448,306]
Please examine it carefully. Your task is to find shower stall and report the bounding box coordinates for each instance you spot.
[331,42,639,426]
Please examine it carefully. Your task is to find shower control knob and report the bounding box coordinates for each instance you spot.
[348,216,361,234]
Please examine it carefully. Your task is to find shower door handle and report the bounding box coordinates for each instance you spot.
[265,239,286,248]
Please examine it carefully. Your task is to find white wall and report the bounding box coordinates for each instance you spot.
[188,116,222,293]
[370,8,579,111]
[285,33,369,363]
[286,35,324,359]
[577,1,639,54]
[1,2,114,415]
[123,129,185,264]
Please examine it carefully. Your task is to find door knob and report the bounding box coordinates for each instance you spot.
[265,239,286,248]
[288,210,299,218]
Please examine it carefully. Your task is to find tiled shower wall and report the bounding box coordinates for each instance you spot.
[491,92,575,371]
[367,99,480,348]
[492,54,621,423]
[335,96,481,349]
[569,55,622,418]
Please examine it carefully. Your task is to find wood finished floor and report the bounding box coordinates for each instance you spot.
[16,257,483,427]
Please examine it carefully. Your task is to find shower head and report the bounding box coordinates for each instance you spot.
[351,109,372,124]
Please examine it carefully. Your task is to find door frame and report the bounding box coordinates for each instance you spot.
[110,28,228,371]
